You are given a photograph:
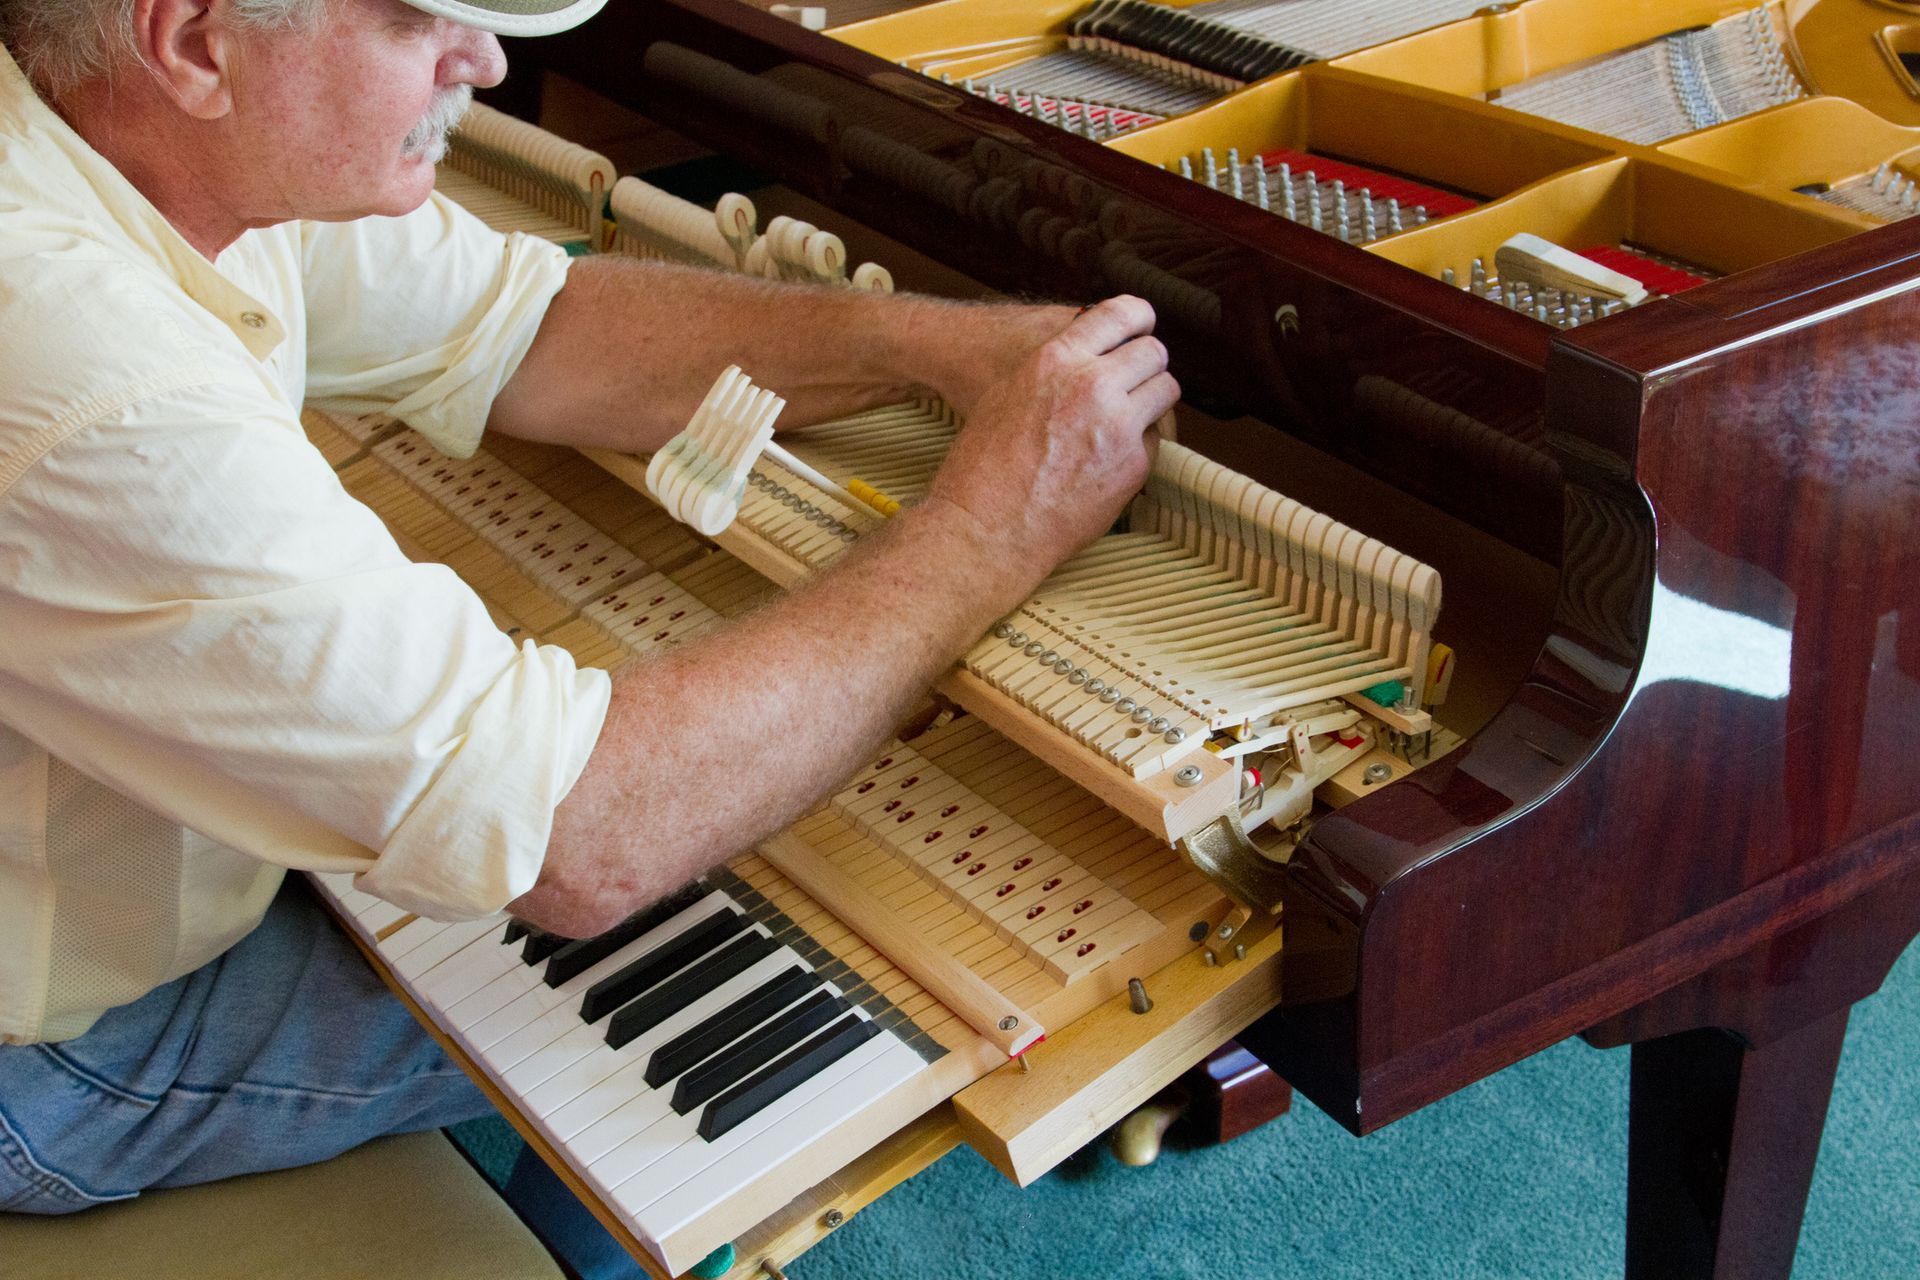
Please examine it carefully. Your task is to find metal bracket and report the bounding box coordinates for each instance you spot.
[1176,810,1289,965]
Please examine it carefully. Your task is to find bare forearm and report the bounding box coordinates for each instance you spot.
[512,499,1025,936]
[487,256,1037,453]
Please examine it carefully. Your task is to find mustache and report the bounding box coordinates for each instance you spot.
[402,85,474,159]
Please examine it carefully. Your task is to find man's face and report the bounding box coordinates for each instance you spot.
[224,0,506,223]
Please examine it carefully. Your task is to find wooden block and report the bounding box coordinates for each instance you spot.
[952,918,1285,1187]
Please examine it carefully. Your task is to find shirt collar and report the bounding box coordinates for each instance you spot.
[0,42,287,361]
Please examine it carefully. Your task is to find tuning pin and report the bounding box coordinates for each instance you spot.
[1441,266,1456,287]
[1178,155,1194,180]
[1388,197,1403,233]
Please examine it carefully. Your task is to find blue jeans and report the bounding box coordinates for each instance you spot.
[0,876,492,1213]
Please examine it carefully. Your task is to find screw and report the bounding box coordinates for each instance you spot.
[1174,765,1203,787]
[1216,923,1235,940]
[998,1015,1019,1031]
[1364,762,1394,785]
[821,1209,845,1229]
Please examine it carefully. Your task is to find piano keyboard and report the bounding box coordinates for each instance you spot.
[310,871,944,1273]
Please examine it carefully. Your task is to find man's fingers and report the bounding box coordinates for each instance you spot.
[1057,295,1156,359]
[1098,335,1169,392]
[1127,371,1181,427]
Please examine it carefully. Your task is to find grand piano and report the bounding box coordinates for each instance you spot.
[460,1,1920,1273]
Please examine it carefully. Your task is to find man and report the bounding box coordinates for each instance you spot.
[0,0,1172,1241]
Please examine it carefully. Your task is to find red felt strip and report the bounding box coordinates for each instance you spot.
[1575,244,1709,295]
[1255,148,1479,218]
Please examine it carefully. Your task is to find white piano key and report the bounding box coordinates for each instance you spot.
[413,927,525,1008]
[309,872,382,921]
[391,916,506,983]
[523,946,812,1128]
[632,1037,928,1240]
[377,915,446,960]
[443,955,549,1034]
[356,898,411,935]
[600,1023,898,1216]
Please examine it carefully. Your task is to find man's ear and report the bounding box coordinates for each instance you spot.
[132,0,235,119]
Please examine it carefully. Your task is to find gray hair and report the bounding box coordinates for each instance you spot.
[2,0,327,99]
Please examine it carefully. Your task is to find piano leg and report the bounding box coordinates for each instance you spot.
[1624,1007,1850,1280]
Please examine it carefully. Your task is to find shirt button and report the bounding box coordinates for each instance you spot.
[240,312,266,329]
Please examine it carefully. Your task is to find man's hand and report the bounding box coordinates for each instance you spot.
[519,294,1177,936]
[914,300,1081,420]
[922,295,1178,610]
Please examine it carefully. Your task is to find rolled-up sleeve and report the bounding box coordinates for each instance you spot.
[0,378,611,920]
[299,194,571,459]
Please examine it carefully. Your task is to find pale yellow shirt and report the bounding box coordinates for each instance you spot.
[0,45,613,1044]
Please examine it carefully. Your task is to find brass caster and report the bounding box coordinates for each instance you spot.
[1111,1097,1185,1167]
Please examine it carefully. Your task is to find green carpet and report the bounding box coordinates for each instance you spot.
[454,940,1920,1278]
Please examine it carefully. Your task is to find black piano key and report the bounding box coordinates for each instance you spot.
[672,988,848,1115]
[545,887,720,988]
[601,931,780,1047]
[576,909,747,1017]
[521,928,568,966]
[697,1014,883,1142]
[644,965,824,1089]
[501,920,529,946]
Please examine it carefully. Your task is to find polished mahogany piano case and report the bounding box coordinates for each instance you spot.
[521,2,1920,1271]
